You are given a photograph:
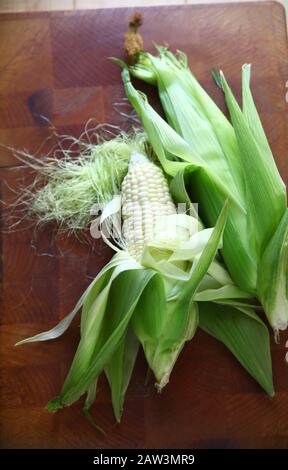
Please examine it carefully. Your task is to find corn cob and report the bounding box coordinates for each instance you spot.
[121,151,176,260]
[15,138,273,424]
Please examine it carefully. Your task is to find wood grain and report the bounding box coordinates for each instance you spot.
[0,0,285,14]
[0,2,288,449]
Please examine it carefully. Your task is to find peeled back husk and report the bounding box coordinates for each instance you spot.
[123,51,288,333]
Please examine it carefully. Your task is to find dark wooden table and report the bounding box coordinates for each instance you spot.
[0,2,288,449]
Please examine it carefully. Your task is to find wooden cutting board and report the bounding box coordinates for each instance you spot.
[0,2,288,449]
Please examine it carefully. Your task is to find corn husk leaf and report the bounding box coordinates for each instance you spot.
[83,379,98,411]
[220,68,286,255]
[121,68,199,175]
[105,326,139,422]
[207,259,234,286]
[132,51,245,201]
[16,251,135,346]
[131,48,244,194]
[126,51,288,308]
[168,165,258,292]
[194,285,254,303]
[82,378,106,435]
[132,273,198,389]
[198,302,274,396]
[257,209,288,331]
[133,202,228,389]
[241,64,283,171]
[48,268,156,410]
[122,68,257,292]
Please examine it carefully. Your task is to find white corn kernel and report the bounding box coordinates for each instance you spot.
[121,152,176,260]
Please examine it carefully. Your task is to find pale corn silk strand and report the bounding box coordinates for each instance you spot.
[3,125,148,235]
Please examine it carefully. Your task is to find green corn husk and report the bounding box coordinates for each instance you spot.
[15,126,275,423]
[198,302,274,396]
[123,49,287,332]
[220,66,286,257]
[257,209,288,332]
[105,325,139,422]
[121,65,257,294]
[18,199,242,421]
[220,66,288,331]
